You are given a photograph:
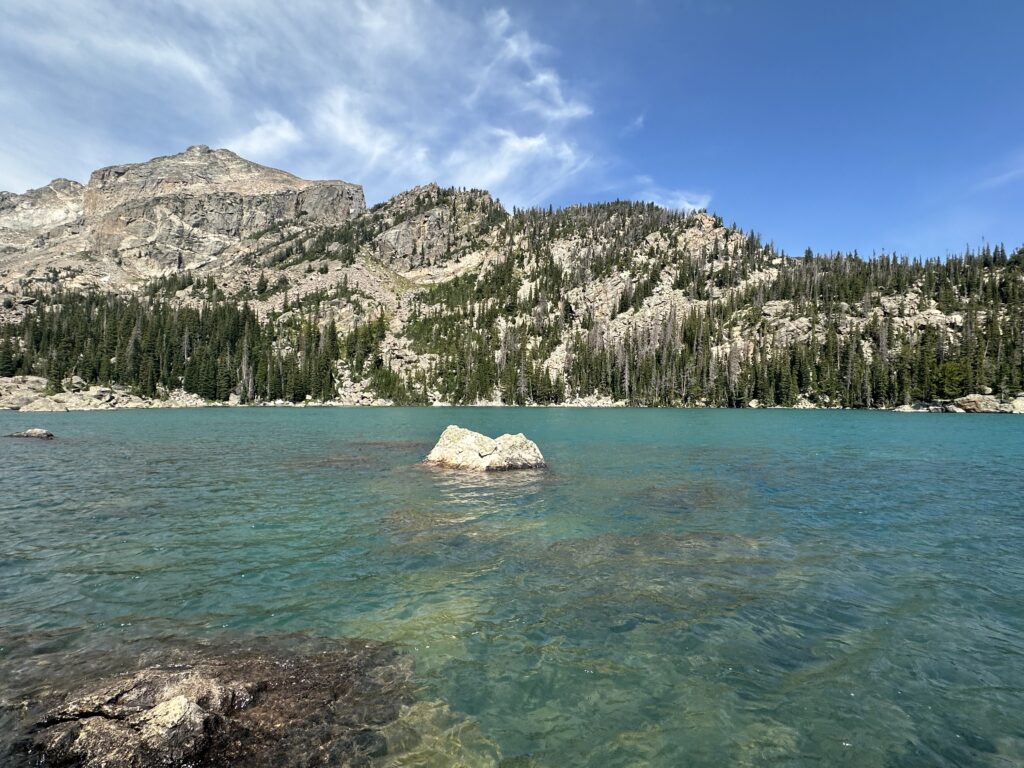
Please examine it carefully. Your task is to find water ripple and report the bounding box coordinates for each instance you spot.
[2,408,1023,766]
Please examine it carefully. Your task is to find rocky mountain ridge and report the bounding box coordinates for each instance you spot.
[1,145,364,290]
[2,146,1023,410]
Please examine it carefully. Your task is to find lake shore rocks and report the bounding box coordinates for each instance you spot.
[4,373,1024,414]
[424,425,546,471]
[0,376,209,411]
[953,393,1015,413]
[892,394,1024,414]
[6,427,53,439]
[17,644,413,768]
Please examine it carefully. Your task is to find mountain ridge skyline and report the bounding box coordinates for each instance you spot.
[3,2,1023,259]
[4,143,1018,264]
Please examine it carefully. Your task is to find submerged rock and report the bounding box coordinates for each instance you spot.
[7,428,54,439]
[18,644,413,768]
[376,699,502,767]
[424,425,546,471]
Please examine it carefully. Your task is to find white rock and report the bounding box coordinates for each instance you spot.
[7,427,54,439]
[424,425,546,471]
[953,394,1006,413]
[20,398,68,412]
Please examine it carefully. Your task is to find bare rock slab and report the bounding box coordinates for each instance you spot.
[424,425,546,471]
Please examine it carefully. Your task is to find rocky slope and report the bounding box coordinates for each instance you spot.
[2,146,1023,410]
[1,145,364,293]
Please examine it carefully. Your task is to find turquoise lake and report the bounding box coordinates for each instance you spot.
[2,408,1023,766]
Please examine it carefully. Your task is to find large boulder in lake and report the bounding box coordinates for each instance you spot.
[424,425,546,471]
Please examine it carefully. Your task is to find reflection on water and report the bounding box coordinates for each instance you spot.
[426,462,552,498]
[1,407,1024,767]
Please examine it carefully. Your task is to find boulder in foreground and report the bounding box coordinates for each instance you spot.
[7,428,54,439]
[20,645,411,768]
[424,425,546,471]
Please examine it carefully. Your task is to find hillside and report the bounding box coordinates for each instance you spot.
[2,146,1023,411]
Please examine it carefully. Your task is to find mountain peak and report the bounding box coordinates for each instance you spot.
[1,145,365,277]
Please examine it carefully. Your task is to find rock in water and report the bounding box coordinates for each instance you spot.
[7,427,54,439]
[19,645,412,768]
[424,425,546,471]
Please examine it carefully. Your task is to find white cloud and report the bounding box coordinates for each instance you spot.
[523,72,593,121]
[635,175,711,212]
[226,111,302,163]
[445,129,590,205]
[469,8,590,124]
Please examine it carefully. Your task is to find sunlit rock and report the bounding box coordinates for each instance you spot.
[18,398,68,412]
[424,425,546,471]
[952,394,1011,413]
[7,427,54,439]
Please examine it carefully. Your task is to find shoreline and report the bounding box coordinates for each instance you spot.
[4,376,1023,415]
[3,399,1023,416]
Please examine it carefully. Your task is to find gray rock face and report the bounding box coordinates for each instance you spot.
[371,185,498,272]
[0,178,85,253]
[84,145,365,271]
[7,427,54,439]
[375,205,453,272]
[19,645,412,768]
[0,145,365,277]
[424,424,546,471]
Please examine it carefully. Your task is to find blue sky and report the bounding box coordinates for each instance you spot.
[2,1,1022,258]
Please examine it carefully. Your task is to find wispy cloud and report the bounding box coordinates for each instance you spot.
[0,1,697,211]
[976,153,1024,191]
[622,114,645,135]
[446,129,590,204]
[0,1,593,206]
[634,175,711,212]
[226,111,303,163]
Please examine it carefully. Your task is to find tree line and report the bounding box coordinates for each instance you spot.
[0,291,398,404]
[2,198,1022,407]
